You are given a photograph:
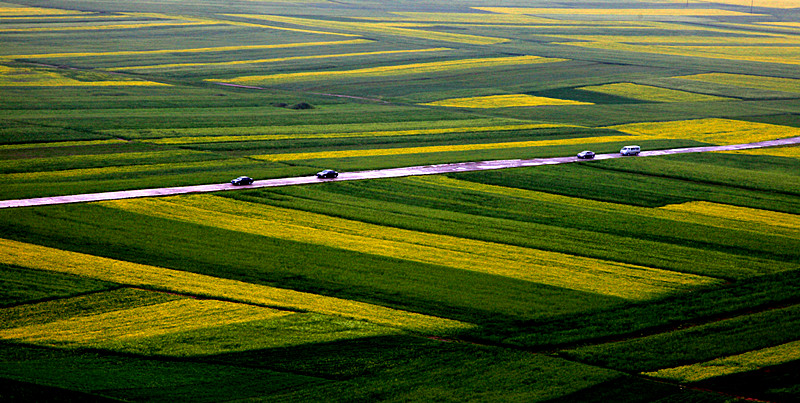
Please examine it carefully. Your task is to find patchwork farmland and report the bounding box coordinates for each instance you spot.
[1,0,799,401]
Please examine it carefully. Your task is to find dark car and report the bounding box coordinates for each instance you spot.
[316,169,339,179]
[231,176,254,185]
[577,150,595,159]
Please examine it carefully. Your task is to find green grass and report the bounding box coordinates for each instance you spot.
[0,264,117,307]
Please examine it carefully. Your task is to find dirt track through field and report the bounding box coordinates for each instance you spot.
[1,136,798,209]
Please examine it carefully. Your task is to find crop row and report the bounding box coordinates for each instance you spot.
[473,7,761,16]
[422,94,593,108]
[210,55,567,86]
[0,65,168,87]
[114,47,451,71]
[677,73,800,93]
[578,83,735,103]
[0,237,471,333]
[559,41,800,65]
[226,14,509,45]
[251,135,640,162]
[608,118,800,145]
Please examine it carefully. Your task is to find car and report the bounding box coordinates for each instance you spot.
[620,145,641,156]
[230,176,254,185]
[316,169,339,179]
[577,150,595,159]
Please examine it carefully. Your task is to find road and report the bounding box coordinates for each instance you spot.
[1,136,798,209]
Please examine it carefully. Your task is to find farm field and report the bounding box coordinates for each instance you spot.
[1,0,800,401]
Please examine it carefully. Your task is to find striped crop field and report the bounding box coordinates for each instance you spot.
[607,118,800,145]
[0,21,213,33]
[0,149,215,174]
[0,139,127,150]
[643,339,800,383]
[141,123,571,145]
[124,12,360,36]
[577,83,735,102]
[0,238,471,334]
[697,0,800,7]
[1,39,373,60]
[0,65,168,87]
[724,146,800,159]
[209,56,566,86]
[539,35,799,46]
[113,47,452,71]
[472,7,762,16]
[225,14,510,44]
[104,118,524,139]
[421,94,593,108]
[250,135,641,162]
[379,12,556,24]
[676,73,800,94]
[101,195,721,300]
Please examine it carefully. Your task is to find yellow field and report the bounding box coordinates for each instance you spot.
[142,123,571,145]
[723,145,800,159]
[608,118,800,145]
[101,195,720,300]
[251,135,641,161]
[125,12,359,37]
[225,13,509,45]
[0,298,289,346]
[0,65,169,86]
[644,338,800,382]
[559,41,800,65]
[472,7,762,16]
[0,238,471,333]
[422,94,593,108]
[578,83,734,102]
[0,21,210,33]
[210,56,567,85]
[1,39,372,60]
[0,4,87,15]
[660,201,800,232]
[676,73,800,93]
[114,47,451,71]
[691,0,800,8]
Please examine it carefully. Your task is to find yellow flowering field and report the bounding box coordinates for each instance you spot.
[0,139,126,151]
[577,83,734,102]
[422,94,593,108]
[676,73,800,93]
[643,338,800,382]
[608,118,800,145]
[115,47,451,71]
[251,135,641,162]
[382,12,556,24]
[660,201,800,232]
[210,56,565,86]
[0,238,471,333]
[692,0,800,7]
[0,4,87,16]
[0,65,169,87]
[225,14,509,45]
[102,195,720,300]
[0,298,290,347]
[1,158,253,182]
[0,21,210,33]
[125,12,359,36]
[472,7,761,16]
[2,39,372,60]
[723,146,800,159]
[143,123,574,145]
[558,41,800,65]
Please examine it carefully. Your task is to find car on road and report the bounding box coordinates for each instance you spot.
[316,169,339,179]
[231,176,254,185]
[620,145,641,156]
[577,150,595,159]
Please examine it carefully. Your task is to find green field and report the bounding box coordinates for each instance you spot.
[2,0,800,401]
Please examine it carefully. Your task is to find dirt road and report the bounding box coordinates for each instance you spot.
[1,136,798,209]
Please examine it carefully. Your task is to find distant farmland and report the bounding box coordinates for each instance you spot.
[1,0,799,401]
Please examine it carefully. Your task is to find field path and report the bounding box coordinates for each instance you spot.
[1,136,798,209]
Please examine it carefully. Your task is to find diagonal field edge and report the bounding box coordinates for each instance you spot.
[1,136,798,209]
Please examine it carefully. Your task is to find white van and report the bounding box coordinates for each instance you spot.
[620,145,640,156]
